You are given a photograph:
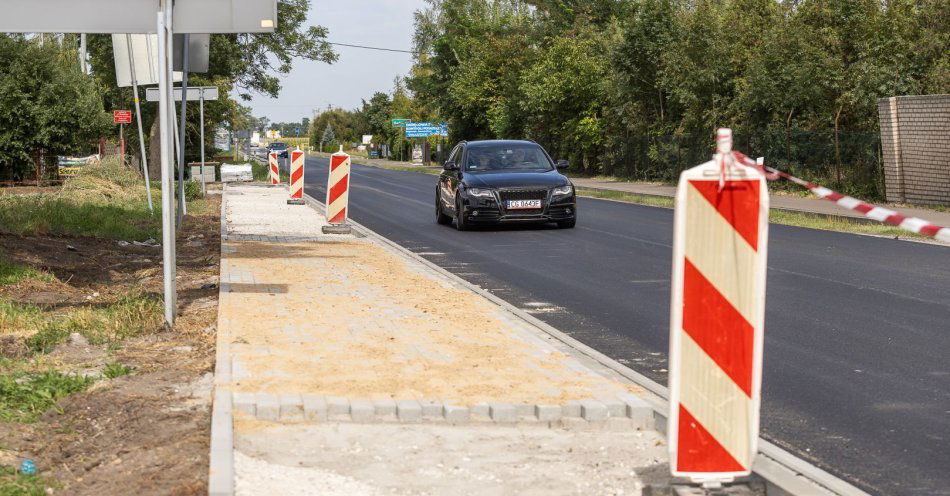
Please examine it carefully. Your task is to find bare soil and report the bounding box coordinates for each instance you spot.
[0,193,221,495]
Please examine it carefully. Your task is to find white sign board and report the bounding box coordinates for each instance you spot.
[113,34,183,87]
[145,87,220,102]
[362,135,373,145]
[0,0,277,33]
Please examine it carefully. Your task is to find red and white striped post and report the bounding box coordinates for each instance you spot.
[287,148,305,205]
[668,128,769,486]
[321,148,352,234]
[268,151,279,185]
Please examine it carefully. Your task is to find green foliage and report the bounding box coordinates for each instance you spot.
[0,370,95,423]
[0,262,56,286]
[0,465,51,496]
[0,35,110,179]
[399,0,950,199]
[102,362,134,379]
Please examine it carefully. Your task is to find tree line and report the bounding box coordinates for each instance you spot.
[345,0,948,199]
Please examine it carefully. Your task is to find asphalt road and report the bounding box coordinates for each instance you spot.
[303,156,950,496]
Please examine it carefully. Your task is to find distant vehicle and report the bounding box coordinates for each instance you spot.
[267,141,289,158]
[436,140,575,230]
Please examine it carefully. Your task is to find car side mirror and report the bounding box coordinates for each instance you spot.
[556,159,569,170]
[443,160,458,171]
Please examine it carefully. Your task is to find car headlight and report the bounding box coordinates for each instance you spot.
[552,185,574,197]
[467,188,494,198]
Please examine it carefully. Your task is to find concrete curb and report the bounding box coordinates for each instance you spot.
[231,392,654,430]
[301,191,871,496]
[208,184,235,496]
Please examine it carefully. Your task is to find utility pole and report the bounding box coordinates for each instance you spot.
[158,0,177,326]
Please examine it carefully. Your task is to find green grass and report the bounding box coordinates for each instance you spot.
[575,188,934,241]
[0,261,56,286]
[0,466,51,496]
[102,362,134,379]
[383,166,441,175]
[1,292,163,355]
[0,370,95,423]
[248,158,270,182]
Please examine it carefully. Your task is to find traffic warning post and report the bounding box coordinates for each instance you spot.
[668,128,769,485]
[287,148,305,205]
[268,151,279,185]
[322,149,352,234]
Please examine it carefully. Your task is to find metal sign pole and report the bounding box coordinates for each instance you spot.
[126,34,153,213]
[176,33,190,227]
[157,1,176,326]
[199,90,206,195]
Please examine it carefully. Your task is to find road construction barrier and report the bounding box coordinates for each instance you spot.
[669,128,769,483]
[325,150,351,225]
[729,151,950,243]
[268,151,279,185]
[288,149,305,204]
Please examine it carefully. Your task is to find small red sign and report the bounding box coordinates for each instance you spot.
[113,110,132,124]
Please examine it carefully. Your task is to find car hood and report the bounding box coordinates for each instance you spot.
[462,170,568,189]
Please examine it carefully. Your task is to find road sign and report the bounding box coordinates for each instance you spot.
[325,151,352,225]
[405,122,448,138]
[145,86,219,102]
[173,34,210,73]
[114,110,133,124]
[0,0,278,34]
[391,118,409,127]
[288,150,305,204]
[668,129,769,483]
[113,34,183,87]
[295,127,301,136]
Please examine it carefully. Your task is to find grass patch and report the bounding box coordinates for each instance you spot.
[249,159,270,182]
[102,362,134,379]
[0,370,95,423]
[0,466,50,496]
[380,166,441,175]
[576,188,675,208]
[576,188,935,241]
[2,292,163,354]
[0,261,57,286]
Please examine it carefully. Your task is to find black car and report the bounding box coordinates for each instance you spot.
[436,140,576,230]
[267,141,289,158]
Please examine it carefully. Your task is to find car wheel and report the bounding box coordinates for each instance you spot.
[557,217,576,229]
[455,197,469,231]
[436,190,452,225]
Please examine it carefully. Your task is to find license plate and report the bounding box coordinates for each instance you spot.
[507,199,542,209]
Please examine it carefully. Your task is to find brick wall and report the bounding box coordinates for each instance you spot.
[878,95,950,206]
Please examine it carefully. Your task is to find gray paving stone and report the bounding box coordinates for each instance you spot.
[233,391,256,416]
[255,393,279,421]
[535,404,562,422]
[396,400,422,422]
[562,400,582,418]
[580,400,608,421]
[470,403,490,419]
[516,403,534,417]
[279,394,304,422]
[327,396,350,416]
[618,392,655,429]
[443,405,469,423]
[373,398,397,418]
[419,399,443,419]
[350,399,375,422]
[302,394,328,421]
[602,399,626,418]
[489,403,518,423]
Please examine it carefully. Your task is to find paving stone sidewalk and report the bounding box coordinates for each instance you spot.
[216,183,671,495]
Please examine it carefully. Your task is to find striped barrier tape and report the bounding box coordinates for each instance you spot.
[729,151,950,243]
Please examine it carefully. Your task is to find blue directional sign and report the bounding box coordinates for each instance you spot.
[405,122,448,138]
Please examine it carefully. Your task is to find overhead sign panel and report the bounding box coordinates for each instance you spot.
[0,0,277,33]
[405,122,448,138]
[113,34,183,87]
[145,87,220,102]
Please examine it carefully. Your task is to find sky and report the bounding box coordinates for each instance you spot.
[245,0,428,125]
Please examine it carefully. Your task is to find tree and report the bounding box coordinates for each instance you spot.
[321,123,335,148]
[0,35,110,180]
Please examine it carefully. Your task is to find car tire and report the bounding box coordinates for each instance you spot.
[557,218,576,229]
[455,197,469,231]
[436,190,452,225]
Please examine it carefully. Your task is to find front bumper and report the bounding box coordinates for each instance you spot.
[461,191,576,223]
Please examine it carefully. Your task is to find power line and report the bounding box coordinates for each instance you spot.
[328,42,415,54]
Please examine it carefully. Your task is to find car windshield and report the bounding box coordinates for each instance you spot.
[465,144,553,172]
[270,143,286,150]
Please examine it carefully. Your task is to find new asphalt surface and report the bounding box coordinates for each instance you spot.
[303,156,950,496]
